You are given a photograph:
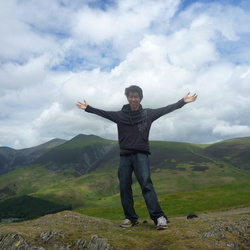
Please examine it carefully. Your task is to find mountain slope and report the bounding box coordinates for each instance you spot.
[0,147,16,175]
[35,134,118,175]
[0,138,66,175]
[204,137,250,170]
[149,141,215,170]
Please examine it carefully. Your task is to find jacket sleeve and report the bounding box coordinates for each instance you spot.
[85,105,119,123]
[149,99,186,122]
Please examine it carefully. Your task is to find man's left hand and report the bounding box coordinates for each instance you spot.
[184,92,198,103]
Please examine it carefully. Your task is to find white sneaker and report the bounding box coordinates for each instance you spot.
[119,219,139,228]
[156,216,167,230]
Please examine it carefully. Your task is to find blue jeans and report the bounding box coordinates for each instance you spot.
[118,153,165,223]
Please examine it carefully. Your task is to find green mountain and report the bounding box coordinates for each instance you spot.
[0,138,66,175]
[35,134,118,175]
[0,135,249,221]
[203,137,250,170]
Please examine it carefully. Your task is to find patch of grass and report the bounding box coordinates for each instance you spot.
[0,195,71,220]
[76,182,250,221]
[0,165,67,195]
[160,182,250,217]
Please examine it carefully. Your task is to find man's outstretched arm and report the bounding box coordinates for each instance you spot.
[76,100,119,123]
[149,92,198,121]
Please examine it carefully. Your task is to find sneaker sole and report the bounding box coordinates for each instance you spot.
[119,222,139,228]
[157,225,167,230]
[119,225,132,228]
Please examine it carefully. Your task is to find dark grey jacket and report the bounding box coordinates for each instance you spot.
[85,99,186,154]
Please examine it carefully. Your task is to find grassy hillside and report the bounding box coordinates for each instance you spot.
[0,137,250,221]
[35,134,118,175]
[75,182,250,221]
[0,160,249,221]
[204,137,250,170]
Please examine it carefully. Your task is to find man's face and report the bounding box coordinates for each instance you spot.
[127,91,141,111]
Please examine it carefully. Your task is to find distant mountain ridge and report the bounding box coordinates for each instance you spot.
[204,137,250,170]
[35,134,117,175]
[0,138,66,175]
[0,135,250,176]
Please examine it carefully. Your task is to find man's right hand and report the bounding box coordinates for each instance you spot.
[76,100,88,110]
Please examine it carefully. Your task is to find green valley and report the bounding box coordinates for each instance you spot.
[0,135,249,221]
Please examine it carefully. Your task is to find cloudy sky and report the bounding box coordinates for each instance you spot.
[1,0,250,149]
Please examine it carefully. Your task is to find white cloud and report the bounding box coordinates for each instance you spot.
[213,122,250,137]
[0,2,58,62]
[69,0,180,69]
[0,0,250,149]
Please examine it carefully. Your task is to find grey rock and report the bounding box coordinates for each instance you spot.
[0,232,113,250]
[0,233,45,250]
[86,235,111,250]
[76,238,87,248]
[226,242,239,249]
[40,230,56,243]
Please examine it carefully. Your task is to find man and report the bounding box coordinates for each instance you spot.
[76,85,197,230]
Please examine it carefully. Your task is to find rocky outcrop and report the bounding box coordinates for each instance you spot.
[0,232,112,250]
[199,217,250,249]
[0,233,37,250]
[77,235,112,249]
[1,210,250,250]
